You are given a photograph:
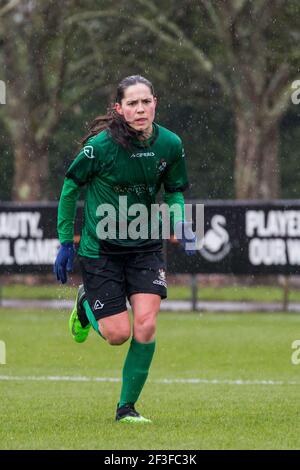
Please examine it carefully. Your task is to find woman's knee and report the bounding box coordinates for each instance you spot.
[98,311,131,345]
[102,321,131,345]
[134,317,157,343]
[106,330,131,345]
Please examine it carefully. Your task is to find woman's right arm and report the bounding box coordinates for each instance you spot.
[55,139,101,283]
[57,178,81,244]
[57,138,102,242]
[54,178,81,284]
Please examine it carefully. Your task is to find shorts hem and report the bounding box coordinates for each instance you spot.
[93,305,127,321]
[127,290,167,301]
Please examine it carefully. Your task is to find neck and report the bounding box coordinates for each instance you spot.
[139,124,153,141]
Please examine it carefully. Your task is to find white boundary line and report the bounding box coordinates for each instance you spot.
[0,375,299,385]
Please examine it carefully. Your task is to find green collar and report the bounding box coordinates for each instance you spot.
[131,122,159,149]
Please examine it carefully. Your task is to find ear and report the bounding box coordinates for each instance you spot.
[115,102,123,115]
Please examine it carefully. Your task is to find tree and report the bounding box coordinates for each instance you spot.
[129,0,299,198]
[1,0,298,201]
[0,0,111,201]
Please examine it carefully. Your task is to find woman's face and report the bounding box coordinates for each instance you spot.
[115,83,157,135]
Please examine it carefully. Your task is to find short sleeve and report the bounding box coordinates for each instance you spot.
[163,138,189,193]
[65,142,102,187]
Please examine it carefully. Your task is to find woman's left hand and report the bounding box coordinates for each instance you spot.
[175,221,198,256]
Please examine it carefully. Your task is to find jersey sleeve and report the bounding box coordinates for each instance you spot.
[65,142,102,186]
[57,140,103,243]
[163,191,185,233]
[57,178,81,243]
[163,138,189,193]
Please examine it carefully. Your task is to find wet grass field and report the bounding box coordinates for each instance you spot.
[1,308,300,449]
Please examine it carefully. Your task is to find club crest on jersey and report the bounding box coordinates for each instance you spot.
[83,145,95,159]
[158,160,167,173]
[158,268,166,281]
[153,268,167,288]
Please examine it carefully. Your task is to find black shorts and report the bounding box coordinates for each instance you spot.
[79,251,167,320]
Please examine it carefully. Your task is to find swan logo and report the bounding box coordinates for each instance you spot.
[200,215,231,262]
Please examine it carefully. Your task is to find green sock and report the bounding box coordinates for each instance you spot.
[83,300,104,338]
[119,338,156,407]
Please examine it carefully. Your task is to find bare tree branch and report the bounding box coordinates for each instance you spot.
[63,81,112,112]
[0,0,20,17]
[261,85,291,121]
[264,63,290,104]
[65,9,118,25]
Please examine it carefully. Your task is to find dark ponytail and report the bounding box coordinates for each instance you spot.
[80,75,155,149]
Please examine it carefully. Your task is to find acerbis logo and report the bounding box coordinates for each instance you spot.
[94,299,104,310]
[83,145,95,159]
[130,152,155,158]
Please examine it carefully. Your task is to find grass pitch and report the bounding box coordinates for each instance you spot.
[1,308,300,449]
[2,283,300,302]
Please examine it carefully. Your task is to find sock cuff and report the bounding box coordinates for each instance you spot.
[131,337,156,354]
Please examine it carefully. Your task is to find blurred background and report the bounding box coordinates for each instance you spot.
[0,0,300,306]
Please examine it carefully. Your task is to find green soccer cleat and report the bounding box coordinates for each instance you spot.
[116,403,152,424]
[69,285,91,343]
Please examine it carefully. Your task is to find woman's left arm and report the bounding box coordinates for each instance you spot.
[162,137,197,255]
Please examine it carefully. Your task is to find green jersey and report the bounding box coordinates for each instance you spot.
[57,122,189,257]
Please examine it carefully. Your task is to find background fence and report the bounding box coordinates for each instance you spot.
[1,200,300,276]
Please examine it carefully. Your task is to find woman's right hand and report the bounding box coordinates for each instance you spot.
[54,242,75,284]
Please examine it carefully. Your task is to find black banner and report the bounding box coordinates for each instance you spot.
[1,200,300,275]
[0,202,82,274]
[167,200,300,275]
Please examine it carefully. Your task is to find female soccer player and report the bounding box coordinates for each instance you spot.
[54,75,196,423]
